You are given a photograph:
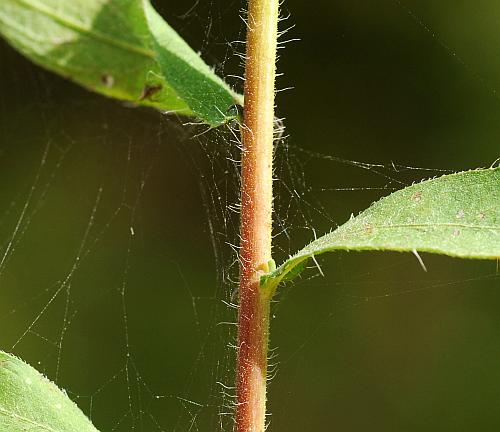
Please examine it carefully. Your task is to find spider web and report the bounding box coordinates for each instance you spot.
[0,1,499,431]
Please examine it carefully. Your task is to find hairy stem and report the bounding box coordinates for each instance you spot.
[235,0,279,431]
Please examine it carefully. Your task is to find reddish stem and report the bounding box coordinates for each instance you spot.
[235,0,279,431]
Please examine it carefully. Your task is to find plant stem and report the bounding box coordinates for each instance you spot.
[235,0,279,431]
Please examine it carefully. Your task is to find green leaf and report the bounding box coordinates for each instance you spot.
[0,0,241,126]
[0,351,99,431]
[262,168,500,292]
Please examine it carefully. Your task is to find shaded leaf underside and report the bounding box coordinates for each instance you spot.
[0,0,241,126]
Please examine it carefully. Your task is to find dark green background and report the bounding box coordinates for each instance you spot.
[0,1,499,431]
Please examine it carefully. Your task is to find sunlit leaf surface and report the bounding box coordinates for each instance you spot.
[263,168,500,291]
[0,351,99,431]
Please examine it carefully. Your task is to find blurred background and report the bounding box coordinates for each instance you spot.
[0,0,499,431]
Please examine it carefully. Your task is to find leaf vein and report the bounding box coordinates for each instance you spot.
[0,405,60,432]
[13,0,154,57]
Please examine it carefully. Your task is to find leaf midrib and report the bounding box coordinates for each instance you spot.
[340,222,499,233]
[298,223,498,254]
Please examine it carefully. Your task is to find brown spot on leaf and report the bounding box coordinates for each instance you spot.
[411,191,422,202]
[453,229,461,237]
[139,84,162,101]
[478,212,486,220]
[364,223,374,235]
[456,209,465,219]
[101,74,114,88]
